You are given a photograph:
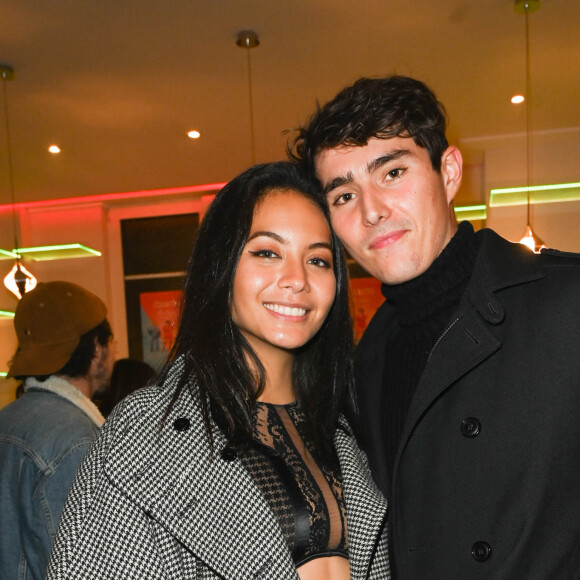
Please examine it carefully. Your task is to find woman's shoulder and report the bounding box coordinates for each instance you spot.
[99,360,207,482]
[106,358,199,430]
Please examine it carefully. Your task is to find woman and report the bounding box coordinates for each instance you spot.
[47,162,389,580]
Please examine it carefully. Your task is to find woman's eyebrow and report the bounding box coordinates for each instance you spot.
[247,232,332,251]
[247,230,285,243]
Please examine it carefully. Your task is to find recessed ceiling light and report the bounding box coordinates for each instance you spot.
[48,145,61,154]
[187,130,201,139]
[511,95,525,104]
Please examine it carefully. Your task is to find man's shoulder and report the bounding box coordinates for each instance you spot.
[0,389,97,450]
[477,228,580,263]
[476,228,580,286]
[537,247,580,270]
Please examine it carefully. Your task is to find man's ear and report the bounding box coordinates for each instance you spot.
[440,146,463,204]
[90,338,106,370]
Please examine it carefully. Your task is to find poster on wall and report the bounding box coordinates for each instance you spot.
[350,277,385,344]
[139,290,182,370]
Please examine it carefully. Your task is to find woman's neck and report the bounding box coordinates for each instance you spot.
[252,345,295,405]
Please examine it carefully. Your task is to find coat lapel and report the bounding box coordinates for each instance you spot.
[394,229,544,482]
[335,422,388,580]
[104,383,298,579]
[395,299,501,476]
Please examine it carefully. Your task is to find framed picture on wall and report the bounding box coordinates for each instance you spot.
[124,277,184,370]
[121,212,199,369]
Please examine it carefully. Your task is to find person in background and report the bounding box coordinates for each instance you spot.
[291,75,580,579]
[97,358,155,417]
[47,162,389,580]
[0,281,115,580]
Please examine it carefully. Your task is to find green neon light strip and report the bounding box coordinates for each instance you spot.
[0,372,7,378]
[454,204,487,221]
[489,182,580,207]
[0,310,15,319]
[0,248,18,260]
[12,244,102,261]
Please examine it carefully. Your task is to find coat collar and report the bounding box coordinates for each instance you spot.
[366,227,544,331]
[104,363,386,579]
[25,375,105,427]
[467,228,543,324]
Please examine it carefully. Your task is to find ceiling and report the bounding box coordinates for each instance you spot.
[0,0,579,206]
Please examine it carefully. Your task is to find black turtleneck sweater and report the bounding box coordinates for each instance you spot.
[380,221,480,483]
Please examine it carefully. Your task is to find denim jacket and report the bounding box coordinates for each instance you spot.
[0,376,104,580]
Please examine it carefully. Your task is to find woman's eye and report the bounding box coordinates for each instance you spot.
[309,257,332,269]
[249,249,278,259]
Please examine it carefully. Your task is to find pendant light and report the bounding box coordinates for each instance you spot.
[1,64,38,299]
[514,0,545,253]
[1,64,102,298]
[237,31,260,165]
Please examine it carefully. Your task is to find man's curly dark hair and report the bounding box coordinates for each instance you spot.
[289,75,449,174]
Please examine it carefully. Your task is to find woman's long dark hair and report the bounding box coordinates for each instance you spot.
[160,161,355,463]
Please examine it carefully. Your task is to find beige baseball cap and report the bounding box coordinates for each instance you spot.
[8,281,108,377]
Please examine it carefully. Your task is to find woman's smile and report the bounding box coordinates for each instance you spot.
[264,302,309,318]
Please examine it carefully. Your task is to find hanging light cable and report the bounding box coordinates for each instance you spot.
[0,66,100,280]
[1,64,37,299]
[515,0,545,253]
[236,31,260,165]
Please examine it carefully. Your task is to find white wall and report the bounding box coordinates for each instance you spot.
[462,126,580,252]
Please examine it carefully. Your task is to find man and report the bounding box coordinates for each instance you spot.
[0,281,115,580]
[292,76,580,578]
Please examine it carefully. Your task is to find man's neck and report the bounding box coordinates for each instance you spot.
[55,374,93,400]
[381,221,480,324]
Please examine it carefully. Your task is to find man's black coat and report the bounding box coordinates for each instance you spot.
[355,228,580,579]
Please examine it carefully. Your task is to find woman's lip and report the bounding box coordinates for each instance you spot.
[369,230,407,250]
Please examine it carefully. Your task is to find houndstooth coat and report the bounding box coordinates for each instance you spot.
[47,358,390,579]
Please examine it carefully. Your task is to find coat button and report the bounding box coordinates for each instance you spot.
[173,417,191,432]
[471,541,492,562]
[461,417,481,438]
[220,447,237,462]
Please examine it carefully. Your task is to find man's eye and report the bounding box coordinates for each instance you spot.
[386,168,403,180]
[334,192,354,206]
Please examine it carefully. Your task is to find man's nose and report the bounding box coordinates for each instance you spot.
[361,187,390,226]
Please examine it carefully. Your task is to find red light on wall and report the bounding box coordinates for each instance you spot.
[0,183,226,213]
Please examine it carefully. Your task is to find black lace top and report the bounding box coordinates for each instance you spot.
[240,401,348,567]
